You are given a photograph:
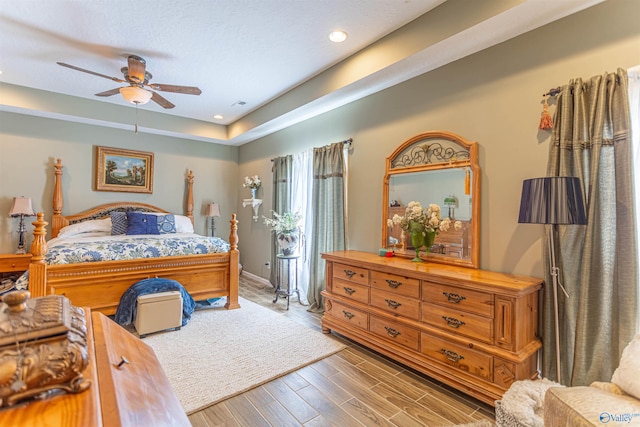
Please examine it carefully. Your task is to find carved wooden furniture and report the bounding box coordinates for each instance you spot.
[0,308,190,426]
[26,158,240,315]
[321,250,542,406]
[383,131,480,268]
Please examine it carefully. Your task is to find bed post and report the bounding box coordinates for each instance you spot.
[28,213,48,298]
[225,213,241,309]
[51,158,65,238]
[186,170,194,225]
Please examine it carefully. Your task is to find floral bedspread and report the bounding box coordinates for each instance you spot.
[15,234,230,290]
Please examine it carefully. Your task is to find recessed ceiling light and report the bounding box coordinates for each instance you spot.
[329,31,347,43]
[213,114,223,120]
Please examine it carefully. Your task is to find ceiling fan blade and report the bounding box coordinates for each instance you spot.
[95,88,122,97]
[57,62,125,83]
[127,55,147,84]
[151,91,175,109]
[147,83,201,95]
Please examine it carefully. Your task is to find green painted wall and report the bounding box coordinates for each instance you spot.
[237,0,640,278]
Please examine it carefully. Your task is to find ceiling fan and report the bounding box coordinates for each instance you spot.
[56,55,201,109]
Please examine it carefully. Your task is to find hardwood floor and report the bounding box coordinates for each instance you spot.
[188,273,496,427]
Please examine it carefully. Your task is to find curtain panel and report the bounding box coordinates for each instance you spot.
[545,68,638,385]
[270,155,293,286]
[307,142,347,312]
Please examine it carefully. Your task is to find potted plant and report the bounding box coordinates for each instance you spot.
[263,210,302,255]
[242,175,261,199]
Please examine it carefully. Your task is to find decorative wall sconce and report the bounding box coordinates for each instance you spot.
[205,202,221,236]
[243,198,262,222]
[9,196,35,254]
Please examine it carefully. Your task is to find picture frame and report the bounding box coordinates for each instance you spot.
[95,146,154,193]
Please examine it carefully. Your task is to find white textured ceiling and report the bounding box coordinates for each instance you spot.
[0,0,603,145]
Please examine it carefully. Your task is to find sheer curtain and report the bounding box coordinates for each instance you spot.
[629,65,640,333]
[292,149,312,305]
[545,68,638,385]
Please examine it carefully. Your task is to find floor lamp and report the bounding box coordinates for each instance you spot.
[518,177,586,382]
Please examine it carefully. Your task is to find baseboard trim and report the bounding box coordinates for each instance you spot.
[242,270,272,286]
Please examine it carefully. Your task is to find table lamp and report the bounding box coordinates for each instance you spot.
[518,176,586,382]
[205,202,221,237]
[9,196,36,254]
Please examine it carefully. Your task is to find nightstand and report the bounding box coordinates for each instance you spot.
[0,253,31,293]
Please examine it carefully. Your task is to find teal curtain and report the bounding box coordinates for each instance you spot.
[270,155,293,286]
[545,68,638,385]
[307,142,346,312]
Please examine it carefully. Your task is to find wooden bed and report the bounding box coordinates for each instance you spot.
[27,158,240,315]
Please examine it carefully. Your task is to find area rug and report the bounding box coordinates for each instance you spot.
[142,297,345,414]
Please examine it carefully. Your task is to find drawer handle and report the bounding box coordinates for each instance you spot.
[342,310,355,319]
[440,348,465,363]
[116,355,130,368]
[442,316,466,329]
[385,279,402,289]
[343,287,356,295]
[384,327,401,338]
[385,299,402,309]
[344,269,357,279]
[443,292,466,303]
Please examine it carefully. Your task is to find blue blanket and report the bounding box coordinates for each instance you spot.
[114,278,196,327]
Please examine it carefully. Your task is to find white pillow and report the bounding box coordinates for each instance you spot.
[58,218,112,237]
[611,333,640,399]
[174,215,195,233]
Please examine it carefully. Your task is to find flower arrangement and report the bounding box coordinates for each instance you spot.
[242,175,261,190]
[388,201,462,262]
[388,201,461,234]
[263,210,302,235]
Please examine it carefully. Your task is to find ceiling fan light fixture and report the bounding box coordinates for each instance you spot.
[119,86,152,105]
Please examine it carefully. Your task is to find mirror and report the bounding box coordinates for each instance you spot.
[382,131,480,268]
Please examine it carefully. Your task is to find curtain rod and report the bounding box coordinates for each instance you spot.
[271,137,353,162]
[543,87,561,97]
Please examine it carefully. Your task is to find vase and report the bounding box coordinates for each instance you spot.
[409,221,425,262]
[251,187,257,199]
[277,231,298,256]
[409,222,436,263]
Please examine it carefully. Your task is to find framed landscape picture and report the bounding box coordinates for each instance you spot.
[95,146,154,193]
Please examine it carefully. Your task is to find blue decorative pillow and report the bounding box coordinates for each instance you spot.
[126,212,160,235]
[110,211,129,235]
[156,214,176,234]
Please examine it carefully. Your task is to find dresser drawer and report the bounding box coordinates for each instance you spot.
[333,263,369,285]
[370,271,420,298]
[370,315,419,351]
[327,300,369,330]
[0,254,31,272]
[422,303,493,344]
[332,278,370,304]
[420,332,493,381]
[371,289,420,320]
[423,282,493,318]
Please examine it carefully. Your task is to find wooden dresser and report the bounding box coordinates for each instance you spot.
[321,250,543,406]
[0,310,189,426]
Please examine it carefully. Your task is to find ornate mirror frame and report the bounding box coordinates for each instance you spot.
[382,131,480,268]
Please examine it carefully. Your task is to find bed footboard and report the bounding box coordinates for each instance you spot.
[28,213,241,315]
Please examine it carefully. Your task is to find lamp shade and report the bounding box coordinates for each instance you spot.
[205,203,221,217]
[119,86,152,105]
[518,177,587,225]
[9,197,35,217]
[444,195,457,207]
